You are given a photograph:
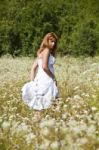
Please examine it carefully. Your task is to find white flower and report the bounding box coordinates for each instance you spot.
[39,139,50,149]
[62,114,67,119]
[86,125,96,137]
[72,105,77,108]
[94,112,99,123]
[85,94,90,97]
[74,86,79,90]
[94,81,99,86]
[91,106,97,111]
[50,141,59,149]
[14,122,29,135]
[41,127,49,136]
[77,138,88,145]
[73,95,81,100]
[71,126,82,134]
[2,121,10,129]
[96,73,99,77]
[9,115,15,121]
[40,118,55,128]
[82,70,88,75]
[63,104,67,108]
[91,63,97,66]
[45,115,50,119]
[25,133,36,144]
[67,119,77,127]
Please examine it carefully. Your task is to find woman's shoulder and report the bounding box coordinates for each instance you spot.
[38,48,51,58]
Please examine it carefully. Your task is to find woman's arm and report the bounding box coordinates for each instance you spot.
[30,58,38,81]
[42,48,56,80]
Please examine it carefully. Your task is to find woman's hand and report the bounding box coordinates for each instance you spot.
[53,78,57,86]
[55,80,57,86]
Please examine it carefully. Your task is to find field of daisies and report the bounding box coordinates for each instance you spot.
[0,54,99,150]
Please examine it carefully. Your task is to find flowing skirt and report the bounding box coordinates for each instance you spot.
[21,76,59,110]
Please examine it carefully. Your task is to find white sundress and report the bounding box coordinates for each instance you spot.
[21,54,60,110]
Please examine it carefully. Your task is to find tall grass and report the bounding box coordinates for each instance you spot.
[0,54,99,150]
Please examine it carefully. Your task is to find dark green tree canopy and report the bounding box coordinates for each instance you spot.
[0,0,99,57]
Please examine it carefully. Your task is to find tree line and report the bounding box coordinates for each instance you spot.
[0,0,99,57]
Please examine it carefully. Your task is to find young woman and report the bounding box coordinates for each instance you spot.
[21,32,60,121]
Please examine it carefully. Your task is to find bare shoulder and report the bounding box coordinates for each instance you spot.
[42,48,50,69]
[38,48,50,61]
[38,48,49,58]
[42,48,50,58]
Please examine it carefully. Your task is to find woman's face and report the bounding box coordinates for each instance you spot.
[48,37,56,50]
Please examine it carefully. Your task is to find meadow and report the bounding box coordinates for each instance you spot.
[0,54,99,150]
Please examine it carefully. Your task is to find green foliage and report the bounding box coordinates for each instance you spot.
[71,18,99,56]
[0,0,99,57]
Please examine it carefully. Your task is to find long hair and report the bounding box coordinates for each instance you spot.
[37,32,58,57]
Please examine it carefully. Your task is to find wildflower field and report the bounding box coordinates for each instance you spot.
[0,55,99,150]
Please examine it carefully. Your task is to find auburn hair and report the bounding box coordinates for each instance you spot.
[37,32,58,57]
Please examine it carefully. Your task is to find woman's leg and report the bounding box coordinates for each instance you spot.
[34,110,43,121]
